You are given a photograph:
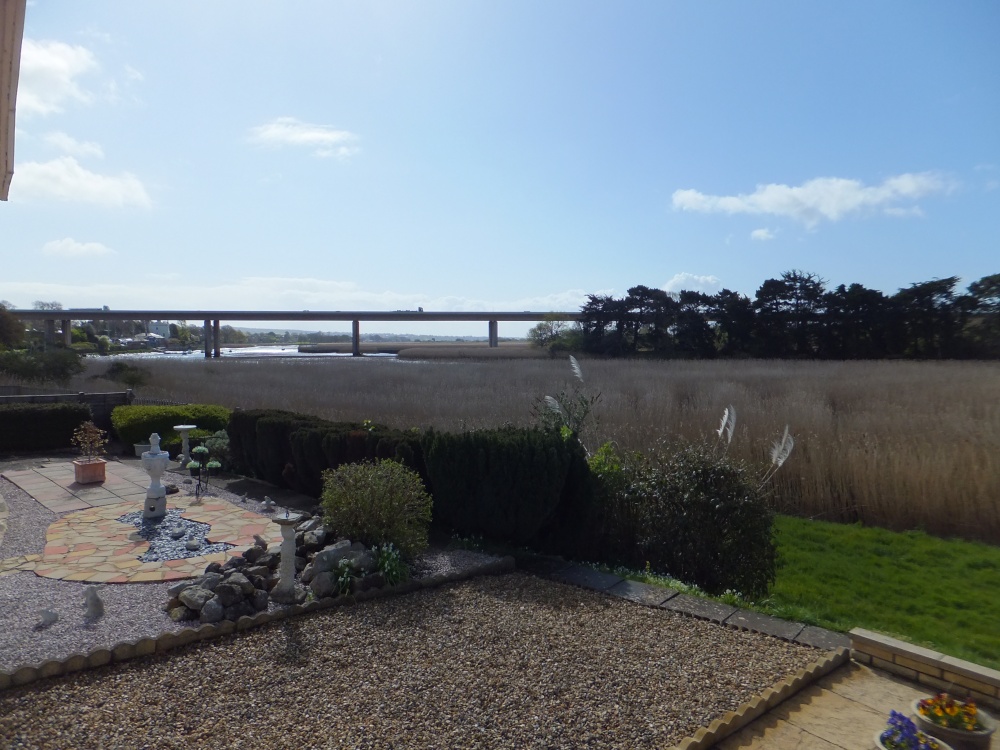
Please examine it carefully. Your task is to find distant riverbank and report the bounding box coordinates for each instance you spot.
[300,341,549,359]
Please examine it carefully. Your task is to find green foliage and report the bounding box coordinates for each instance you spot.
[71,420,108,460]
[204,429,231,469]
[110,404,231,451]
[373,543,409,586]
[422,426,578,545]
[0,349,84,386]
[102,361,150,387]
[628,442,776,598]
[160,428,215,458]
[0,305,24,350]
[334,559,355,596]
[320,459,432,558]
[0,403,91,452]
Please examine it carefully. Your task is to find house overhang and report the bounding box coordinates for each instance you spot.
[1,0,27,201]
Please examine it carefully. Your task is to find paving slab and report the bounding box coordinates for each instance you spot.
[795,625,851,651]
[726,609,805,641]
[606,578,678,607]
[661,592,738,623]
[548,565,624,591]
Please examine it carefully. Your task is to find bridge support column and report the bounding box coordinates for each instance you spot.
[213,320,221,358]
[352,320,361,356]
[203,320,211,358]
[44,319,56,347]
[61,319,72,346]
[488,320,498,348]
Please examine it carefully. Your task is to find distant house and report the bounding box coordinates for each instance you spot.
[148,321,171,338]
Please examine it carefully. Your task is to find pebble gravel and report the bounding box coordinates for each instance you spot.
[0,572,821,749]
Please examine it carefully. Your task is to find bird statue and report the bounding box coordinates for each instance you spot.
[253,534,268,550]
[261,497,276,513]
[83,586,104,623]
[34,609,59,630]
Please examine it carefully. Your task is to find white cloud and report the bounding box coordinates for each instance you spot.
[662,273,722,294]
[41,238,115,258]
[17,39,97,116]
[671,172,952,227]
[750,228,775,241]
[884,206,925,218]
[14,156,151,207]
[248,117,360,159]
[43,131,104,159]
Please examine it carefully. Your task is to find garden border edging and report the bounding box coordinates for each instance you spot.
[0,554,516,693]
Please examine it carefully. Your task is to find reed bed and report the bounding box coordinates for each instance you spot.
[75,356,1000,545]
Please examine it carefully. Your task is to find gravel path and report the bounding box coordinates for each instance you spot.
[0,573,820,749]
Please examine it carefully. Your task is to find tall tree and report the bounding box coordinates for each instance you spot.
[753,270,826,356]
[893,277,973,358]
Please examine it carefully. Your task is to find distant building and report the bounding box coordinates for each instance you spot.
[148,321,171,338]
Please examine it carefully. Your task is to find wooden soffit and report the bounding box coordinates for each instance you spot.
[1,0,27,201]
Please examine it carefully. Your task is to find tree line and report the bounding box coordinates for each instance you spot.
[533,271,1000,359]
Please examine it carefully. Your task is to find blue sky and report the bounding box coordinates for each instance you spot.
[3,1,998,336]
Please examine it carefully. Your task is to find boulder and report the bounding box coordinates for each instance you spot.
[167,580,192,598]
[225,571,256,597]
[355,571,386,593]
[256,552,278,569]
[178,586,215,611]
[169,606,197,622]
[251,589,269,612]
[224,600,255,621]
[244,565,270,580]
[341,550,376,575]
[221,556,248,571]
[313,540,352,573]
[300,563,316,585]
[204,561,224,575]
[309,571,340,599]
[214,583,244,608]
[296,516,322,533]
[302,529,327,549]
[196,572,223,592]
[199,598,224,624]
[242,546,265,564]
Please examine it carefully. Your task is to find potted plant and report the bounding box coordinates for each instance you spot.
[71,421,108,484]
[876,710,953,750]
[913,694,997,750]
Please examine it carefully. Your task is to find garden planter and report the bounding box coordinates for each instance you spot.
[875,729,954,750]
[73,458,107,484]
[134,443,151,457]
[912,700,996,750]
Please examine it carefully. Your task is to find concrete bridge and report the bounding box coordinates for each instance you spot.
[10,309,581,358]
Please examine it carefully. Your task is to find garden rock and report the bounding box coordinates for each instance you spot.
[313,540,352,573]
[251,589,270,611]
[169,606,196,622]
[341,550,375,575]
[179,586,214,611]
[167,580,192,598]
[244,565,270,580]
[296,517,322,533]
[197,572,223,592]
[205,561,224,574]
[242,546,265,564]
[224,600,255,621]
[353,571,386,593]
[309,571,340,599]
[214,583,244,608]
[300,563,315,585]
[199,598,224,624]
[226,571,256,597]
[221,556,248,571]
[302,529,327,549]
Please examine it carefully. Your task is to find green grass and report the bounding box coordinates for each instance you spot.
[763,515,1000,670]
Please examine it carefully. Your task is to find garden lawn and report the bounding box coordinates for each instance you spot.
[766,515,1000,670]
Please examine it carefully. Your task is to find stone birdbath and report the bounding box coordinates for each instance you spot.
[269,511,303,604]
[173,424,197,467]
[140,433,171,519]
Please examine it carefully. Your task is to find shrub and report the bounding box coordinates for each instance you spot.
[629,442,777,599]
[0,403,91,452]
[110,404,231,450]
[102,361,150,388]
[0,349,84,386]
[422,426,577,545]
[204,429,231,469]
[320,459,432,558]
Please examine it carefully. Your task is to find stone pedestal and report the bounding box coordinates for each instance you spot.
[173,424,197,466]
[270,513,303,604]
[140,433,171,519]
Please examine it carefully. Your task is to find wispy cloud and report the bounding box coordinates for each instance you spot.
[248,117,360,159]
[17,39,97,116]
[672,172,953,228]
[750,228,775,241]
[15,157,151,207]
[41,238,115,258]
[663,273,721,294]
[43,131,104,159]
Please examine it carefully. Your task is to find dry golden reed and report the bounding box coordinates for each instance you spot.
[78,356,1000,545]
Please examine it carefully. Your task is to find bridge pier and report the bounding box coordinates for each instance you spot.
[62,319,72,346]
[488,320,498,348]
[213,320,221,358]
[352,320,361,356]
[203,320,211,358]
[44,319,55,346]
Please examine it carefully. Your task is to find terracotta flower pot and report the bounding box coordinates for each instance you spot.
[912,699,997,750]
[73,458,107,484]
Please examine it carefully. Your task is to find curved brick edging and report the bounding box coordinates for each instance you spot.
[670,646,851,750]
[0,555,516,693]
[851,628,1000,711]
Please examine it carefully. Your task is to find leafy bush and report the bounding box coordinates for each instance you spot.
[204,429,231,469]
[321,459,432,558]
[628,442,777,599]
[0,349,84,386]
[422,426,578,545]
[110,404,231,450]
[0,403,91,452]
[102,361,150,388]
[161,428,215,458]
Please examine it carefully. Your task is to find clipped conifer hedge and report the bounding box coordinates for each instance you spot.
[0,403,91,452]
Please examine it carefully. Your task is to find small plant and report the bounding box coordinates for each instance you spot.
[879,710,945,750]
[71,421,108,461]
[321,459,432,558]
[334,558,354,596]
[916,694,985,732]
[188,445,212,496]
[534,355,601,454]
[204,430,231,469]
[372,543,409,586]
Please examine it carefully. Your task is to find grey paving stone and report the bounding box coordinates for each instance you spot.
[548,565,624,591]
[514,555,573,577]
[795,625,851,651]
[661,593,738,624]
[725,609,805,641]
[606,579,677,607]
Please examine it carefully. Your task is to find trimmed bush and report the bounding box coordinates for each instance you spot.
[629,442,777,599]
[422,427,577,545]
[321,459,432,558]
[0,403,91,452]
[110,404,231,452]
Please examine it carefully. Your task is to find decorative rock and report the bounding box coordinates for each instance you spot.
[225,571,256,597]
[296,517,323,533]
[214,583,244,608]
[83,586,104,622]
[256,552,278,569]
[251,589,270,612]
[313,540,352,573]
[224,600,255,621]
[169,525,186,539]
[165,483,179,495]
[196,572,223,592]
[178,586,215,611]
[309,571,340,599]
[261,498,276,513]
[205,561,224,574]
[162,596,182,612]
[357,571,387,592]
[252,534,268,549]
[302,528,327,548]
[185,537,202,551]
[242,545,265,564]
[167,580,193,598]
[300,563,316,585]
[243,564,270,579]
[221,556,248,571]
[294,555,307,572]
[341,549,376,575]
[34,609,59,630]
[199,597,224,624]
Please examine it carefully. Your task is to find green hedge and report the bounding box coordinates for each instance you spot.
[0,403,91,452]
[110,404,231,453]
[421,427,581,545]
